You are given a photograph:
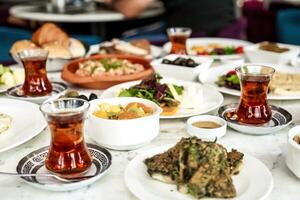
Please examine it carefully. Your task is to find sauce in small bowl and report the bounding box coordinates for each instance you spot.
[187,115,227,141]
[192,121,222,129]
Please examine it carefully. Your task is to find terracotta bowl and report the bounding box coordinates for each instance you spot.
[61,54,155,89]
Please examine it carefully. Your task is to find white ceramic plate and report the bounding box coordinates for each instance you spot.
[86,43,163,58]
[163,37,253,60]
[199,63,300,100]
[0,98,46,153]
[101,78,224,119]
[125,145,273,200]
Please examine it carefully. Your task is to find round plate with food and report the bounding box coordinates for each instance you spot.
[100,74,224,119]
[86,39,164,59]
[0,98,46,153]
[163,38,253,60]
[199,63,300,100]
[125,139,273,200]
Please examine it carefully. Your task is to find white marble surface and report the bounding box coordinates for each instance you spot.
[0,71,300,200]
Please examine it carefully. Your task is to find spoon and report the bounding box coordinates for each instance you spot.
[0,171,95,183]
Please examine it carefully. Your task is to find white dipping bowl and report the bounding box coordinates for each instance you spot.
[151,54,213,81]
[87,97,162,150]
[244,42,300,65]
[286,125,300,179]
[186,115,227,141]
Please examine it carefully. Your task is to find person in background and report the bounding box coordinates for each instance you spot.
[103,0,236,36]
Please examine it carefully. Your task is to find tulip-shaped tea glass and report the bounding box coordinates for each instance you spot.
[235,65,275,124]
[17,49,52,96]
[40,98,92,178]
[167,27,192,54]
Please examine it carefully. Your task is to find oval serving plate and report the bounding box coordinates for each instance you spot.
[6,81,68,104]
[16,143,112,192]
[218,103,292,135]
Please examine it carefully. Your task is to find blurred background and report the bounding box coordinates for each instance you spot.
[1,0,300,63]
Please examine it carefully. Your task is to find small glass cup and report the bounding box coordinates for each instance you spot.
[167,27,192,54]
[17,49,52,97]
[40,98,92,178]
[235,65,275,124]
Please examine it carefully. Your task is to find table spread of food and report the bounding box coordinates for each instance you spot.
[1,23,300,200]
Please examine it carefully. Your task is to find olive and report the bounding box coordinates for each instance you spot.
[89,93,98,101]
[78,95,89,101]
[65,90,80,98]
[162,59,172,64]
[173,57,182,65]
[186,58,197,67]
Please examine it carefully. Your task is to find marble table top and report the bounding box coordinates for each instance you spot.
[0,71,300,200]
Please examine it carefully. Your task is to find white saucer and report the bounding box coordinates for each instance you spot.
[16,143,112,192]
[6,82,67,104]
[218,103,292,135]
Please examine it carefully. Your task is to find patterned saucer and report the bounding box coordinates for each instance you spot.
[16,143,112,192]
[6,81,67,104]
[218,103,292,135]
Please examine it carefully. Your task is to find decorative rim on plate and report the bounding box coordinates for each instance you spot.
[16,143,112,187]
[6,82,68,103]
[218,103,292,134]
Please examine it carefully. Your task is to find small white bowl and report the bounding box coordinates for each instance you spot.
[87,97,162,150]
[244,42,300,65]
[186,115,227,141]
[151,54,213,81]
[286,125,300,179]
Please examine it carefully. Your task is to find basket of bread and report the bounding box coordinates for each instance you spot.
[10,23,86,72]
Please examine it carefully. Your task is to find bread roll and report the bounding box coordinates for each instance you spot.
[69,38,85,58]
[32,23,70,47]
[42,42,71,59]
[10,40,37,55]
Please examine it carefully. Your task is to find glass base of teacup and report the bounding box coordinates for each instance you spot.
[47,167,92,179]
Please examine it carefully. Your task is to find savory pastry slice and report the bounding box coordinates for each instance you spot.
[177,138,236,198]
[180,165,236,198]
[144,138,189,184]
[269,72,300,95]
[145,137,243,199]
[227,149,244,175]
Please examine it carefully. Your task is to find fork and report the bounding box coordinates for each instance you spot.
[0,172,96,183]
